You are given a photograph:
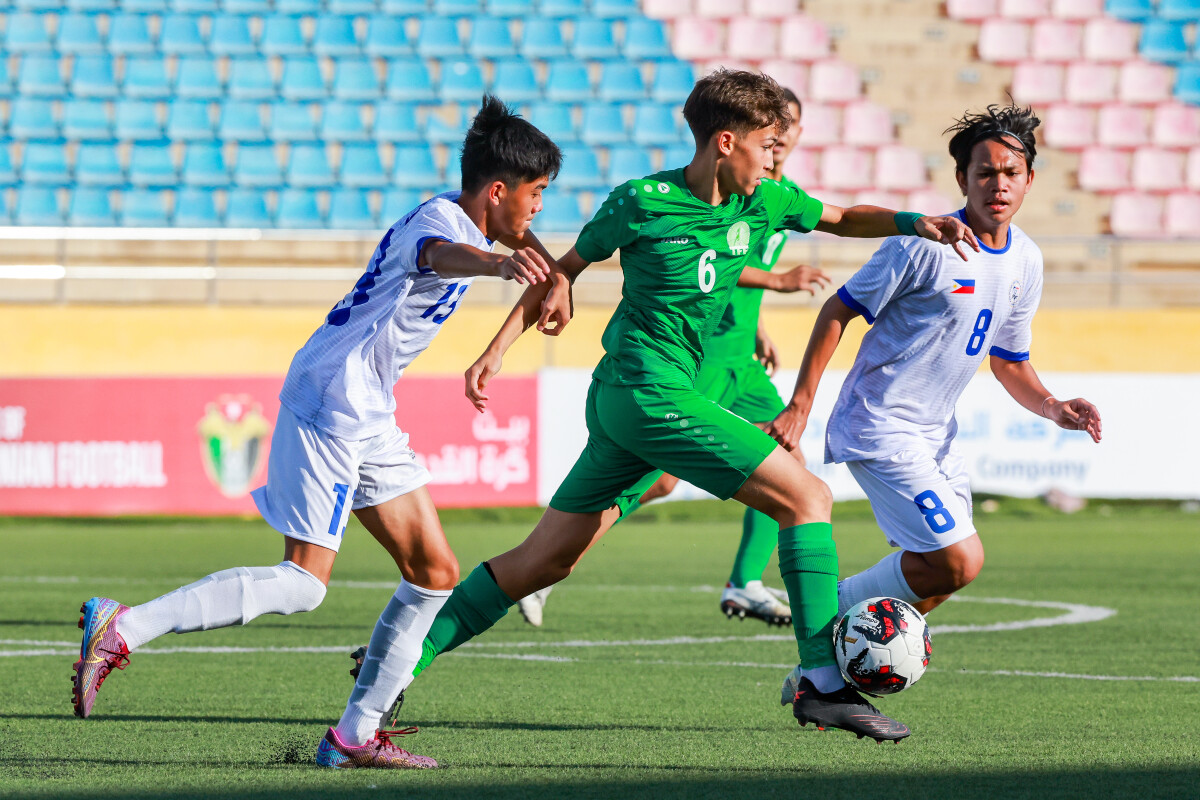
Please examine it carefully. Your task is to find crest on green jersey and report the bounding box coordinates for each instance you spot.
[727,221,750,255]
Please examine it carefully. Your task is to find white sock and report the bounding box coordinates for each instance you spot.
[803,664,845,693]
[115,561,326,651]
[836,550,921,617]
[336,580,453,746]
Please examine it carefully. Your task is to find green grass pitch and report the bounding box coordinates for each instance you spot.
[1,500,1197,799]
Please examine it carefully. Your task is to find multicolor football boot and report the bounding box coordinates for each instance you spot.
[315,726,438,769]
[72,597,131,718]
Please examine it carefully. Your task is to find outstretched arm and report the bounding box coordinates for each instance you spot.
[421,239,550,284]
[990,357,1102,443]
[815,205,981,262]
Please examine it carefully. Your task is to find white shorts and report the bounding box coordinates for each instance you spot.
[251,404,431,552]
[845,447,976,554]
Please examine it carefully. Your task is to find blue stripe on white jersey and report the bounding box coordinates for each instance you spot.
[279,192,492,440]
[825,213,1044,463]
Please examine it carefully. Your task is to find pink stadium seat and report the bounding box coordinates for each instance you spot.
[946,0,999,21]
[760,60,809,96]
[1189,148,1200,191]
[672,18,723,60]
[1082,18,1138,62]
[855,190,906,209]
[1096,104,1149,148]
[1031,20,1083,61]
[907,189,958,214]
[695,0,744,17]
[701,58,754,74]
[643,0,692,17]
[782,148,820,186]
[1108,192,1163,236]
[1117,61,1174,106]
[727,18,777,60]
[1012,63,1065,104]
[1065,62,1117,104]
[808,61,860,103]
[1000,0,1051,20]
[812,190,854,209]
[820,146,873,191]
[1078,146,1131,192]
[778,16,831,62]
[1132,147,1186,192]
[747,0,800,17]
[797,103,840,146]
[1043,104,1096,149]
[874,145,927,191]
[1164,193,1200,236]
[843,101,894,146]
[1050,0,1104,19]
[1153,104,1200,149]
[978,19,1030,63]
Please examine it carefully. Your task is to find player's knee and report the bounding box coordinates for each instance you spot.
[792,475,833,520]
[409,553,460,592]
[278,562,327,613]
[936,541,984,592]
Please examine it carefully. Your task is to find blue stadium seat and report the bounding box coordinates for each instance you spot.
[490,59,540,103]
[598,62,645,102]
[381,188,423,222]
[1176,64,1200,104]
[381,0,429,12]
[276,0,323,12]
[607,145,651,185]
[545,60,592,102]
[234,143,283,186]
[330,0,380,13]
[332,59,381,100]
[651,61,696,104]
[532,190,583,232]
[270,102,318,141]
[287,142,334,186]
[281,58,327,100]
[528,101,576,142]
[520,19,568,59]
[225,188,274,227]
[108,15,157,56]
[416,16,464,57]
[75,143,125,186]
[19,56,66,98]
[5,14,52,54]
[22,143,71,185]
[122,57,173,99]
[591,0,637,16]
[117,100,164,140]
[391,144,439,188]
[123,0,170,10]
[0,148,15,184]
[440,60,486,102]
[223,0,271,11]
[176,58,224,99]
[538,0,585,17]
[9,99,59,140]
[442,154,461,191]
[1103,0,1153,20]
[63,100,112,141]
[121,188,170,226]
[314,16,361,57]
[160,15,208,55]
[172,0,219,11]
[435,0,482,13]
[329,188,377,228]
[372,102,422,142]
[425,106,467,143]
[69,0,117,10]
[0,191,9,225]
[182,142,230,185]
[365,16,412,58]
[174,187,220,226]
[218,100,266,141]
[15,0,61,11]
[386,59,437,102]
[580,103,627,145]
[571,19,618,60]
[1140,21,1191,64]
[321,101,371,141]
[341,142,389,187]
[69,188,116,226]
[129,143,177,186]
[624,18,672,60]
[71,56,119,98]
[56,14,105,55]
[633,103,683,146]
[486,0,535,16]
[555,144,603,190]
[15,187,63,226]
[0,61,12,99]
[228,58,276,100]
[1159,0,1200,21]
[468,16,517,59]
[277,188,325,228]
[168,99,215,140]
[261,17,310,56]
[210,15,258,56]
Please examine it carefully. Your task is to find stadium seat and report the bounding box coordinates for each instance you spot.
[592,0,638,17]
[330,0,380,12]
[57,14,105,55]
[1140,21,1191,65]
[315,16,362,57]
[211,15,258,56]
[442,153,462,191]
[779,16,831,61]
[1188,148,1200,190]
[945,0,998,19]
[75,143,125,186]
[235,143,283,186]
[228,58,276,100]
[487,0,536,16]
[607,145,652,186]
[873,145,926,191]
[0,61,12,99]
[1077,146,1131,191]
[160,15,207,55]
[124,0,170,9]
[978,19,1030,63]
[364,17,412,58]
[281,0,326,10]
[623,18,672,60]
[173,0,219,11]
[332,59,381,100]
[1082,18,1138,62]
[129,143,177,187]
[281,58,328,100]
[798,103,840,146]
[533,190,584,232]
[556,144,604,190]
[271,102,318,141]
[176,58,224,99]
[329,188,377,229]
[9,99,59,140]
[435,0,483,13]
[122,58,172,99]
[521,19,568,59]
[19,56,66,98]
[855,190,906,209]
[63,100,112,141]
[218,100,267,141]
[662,143,696,169]
[1012,63,1065,105]
[1164,192,1200,236]
[167,100,215,140]
[372,102,423,142]
[381,188,423,222]
[539,0,587,16]
[727,18,777,60]
[671,18,722,61]
[182,142,230,185]
[22,143,71,185]
[490,60,540,103]
[819,145,872,190]
[277,189,325,228]
[695,0,743,14]
[632,103,682,146]
[108,14,157,55]
[71,56,119,99]
[572,19,619,60]
[1096,104,1149,148]
[440,60,486,102]
[116,100,164,140]
[1159,0,1200,22]
[1108,191,1162,235]
[321,101,371,141]
[528,101,576,142]
[342,142,390,187]
[842,101,894,146]
[651,61,697,104]
[69,188,116,226]
[390,145,439,189]
[416,16,464,58]
[645,0,690,15]
[1031,20,1083,61]
[1152,103,1200,148]
[1132,147,1185,192]
[286,143,334,186]
[1177,65,1200,105]
[225,0,274,12]
[424,106,467,143]
[1104,0,1154,22]
[15,186,63,226]
[1117,61,1174,106]
[225,188,273,227]
[5,14,52,54]
[468,16,516,58]
[1043,104,1095,149]
[598,63,646,103]
[1000,0,1049,17]
[261,17,310,57]
[174,187,221,226]
[386,59,437,102]
[120,189,171,227]
[580,103,627,146]
[1065,62,1117,104]
[808,61,861,104]
[906,188,957,215]
[545,61,592,103]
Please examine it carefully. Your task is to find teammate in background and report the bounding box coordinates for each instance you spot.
[409,70,980,744]
[514,88,830,630]
[769,106,1101,704]
[71,96,563,770]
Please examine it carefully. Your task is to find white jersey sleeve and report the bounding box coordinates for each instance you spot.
[836,237,936,324]
[987,251,1043,361]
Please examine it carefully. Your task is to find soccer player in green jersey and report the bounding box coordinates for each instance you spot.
[405,71,979,745]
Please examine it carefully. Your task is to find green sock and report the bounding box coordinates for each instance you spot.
[728,507,779,587]
[411,563,514,678]
[777,522,839,668]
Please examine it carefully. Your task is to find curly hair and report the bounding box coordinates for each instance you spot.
[945,103,1040,174]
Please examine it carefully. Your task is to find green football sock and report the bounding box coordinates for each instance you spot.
[777,522,839,668]
[411,563,514,678]
[728,507,779,588]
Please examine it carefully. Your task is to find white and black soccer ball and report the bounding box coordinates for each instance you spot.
[833,597,931,696]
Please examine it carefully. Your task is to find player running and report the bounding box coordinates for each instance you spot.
[399,70,979,747]
[71,96,562,770]
[769,105,1102,707]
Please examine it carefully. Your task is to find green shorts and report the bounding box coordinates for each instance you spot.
[694,358,786,424]
[549,379,779,515]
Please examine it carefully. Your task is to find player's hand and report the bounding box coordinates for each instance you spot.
[755,332,780,376]
[1047,397,1102,443]
[771,265,831,295]
[915,215,981,262]
[465,350,502,413]
[497,248,550,285]
[538,273,573,336]
[766,402,810,452]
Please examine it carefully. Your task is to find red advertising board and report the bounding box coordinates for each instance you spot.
[0,376,538,515]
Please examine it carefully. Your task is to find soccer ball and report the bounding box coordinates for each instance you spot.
[833,597,931,696]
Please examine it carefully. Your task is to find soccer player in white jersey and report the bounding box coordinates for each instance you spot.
[71,96,563,769]
[769,105,1102,704]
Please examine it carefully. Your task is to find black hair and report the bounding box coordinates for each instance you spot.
[782,86,802,120]
[683,69,792,144]
[945,103,1039,174]
[459,94,562,193]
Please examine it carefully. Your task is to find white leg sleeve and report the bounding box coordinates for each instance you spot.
[335,580,452,746]
[836,550,921,617]
[115,561,326,652]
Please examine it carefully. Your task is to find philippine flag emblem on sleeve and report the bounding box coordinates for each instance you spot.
[951,279,976,294]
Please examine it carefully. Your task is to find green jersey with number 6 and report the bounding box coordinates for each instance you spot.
[575,169,823,389]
